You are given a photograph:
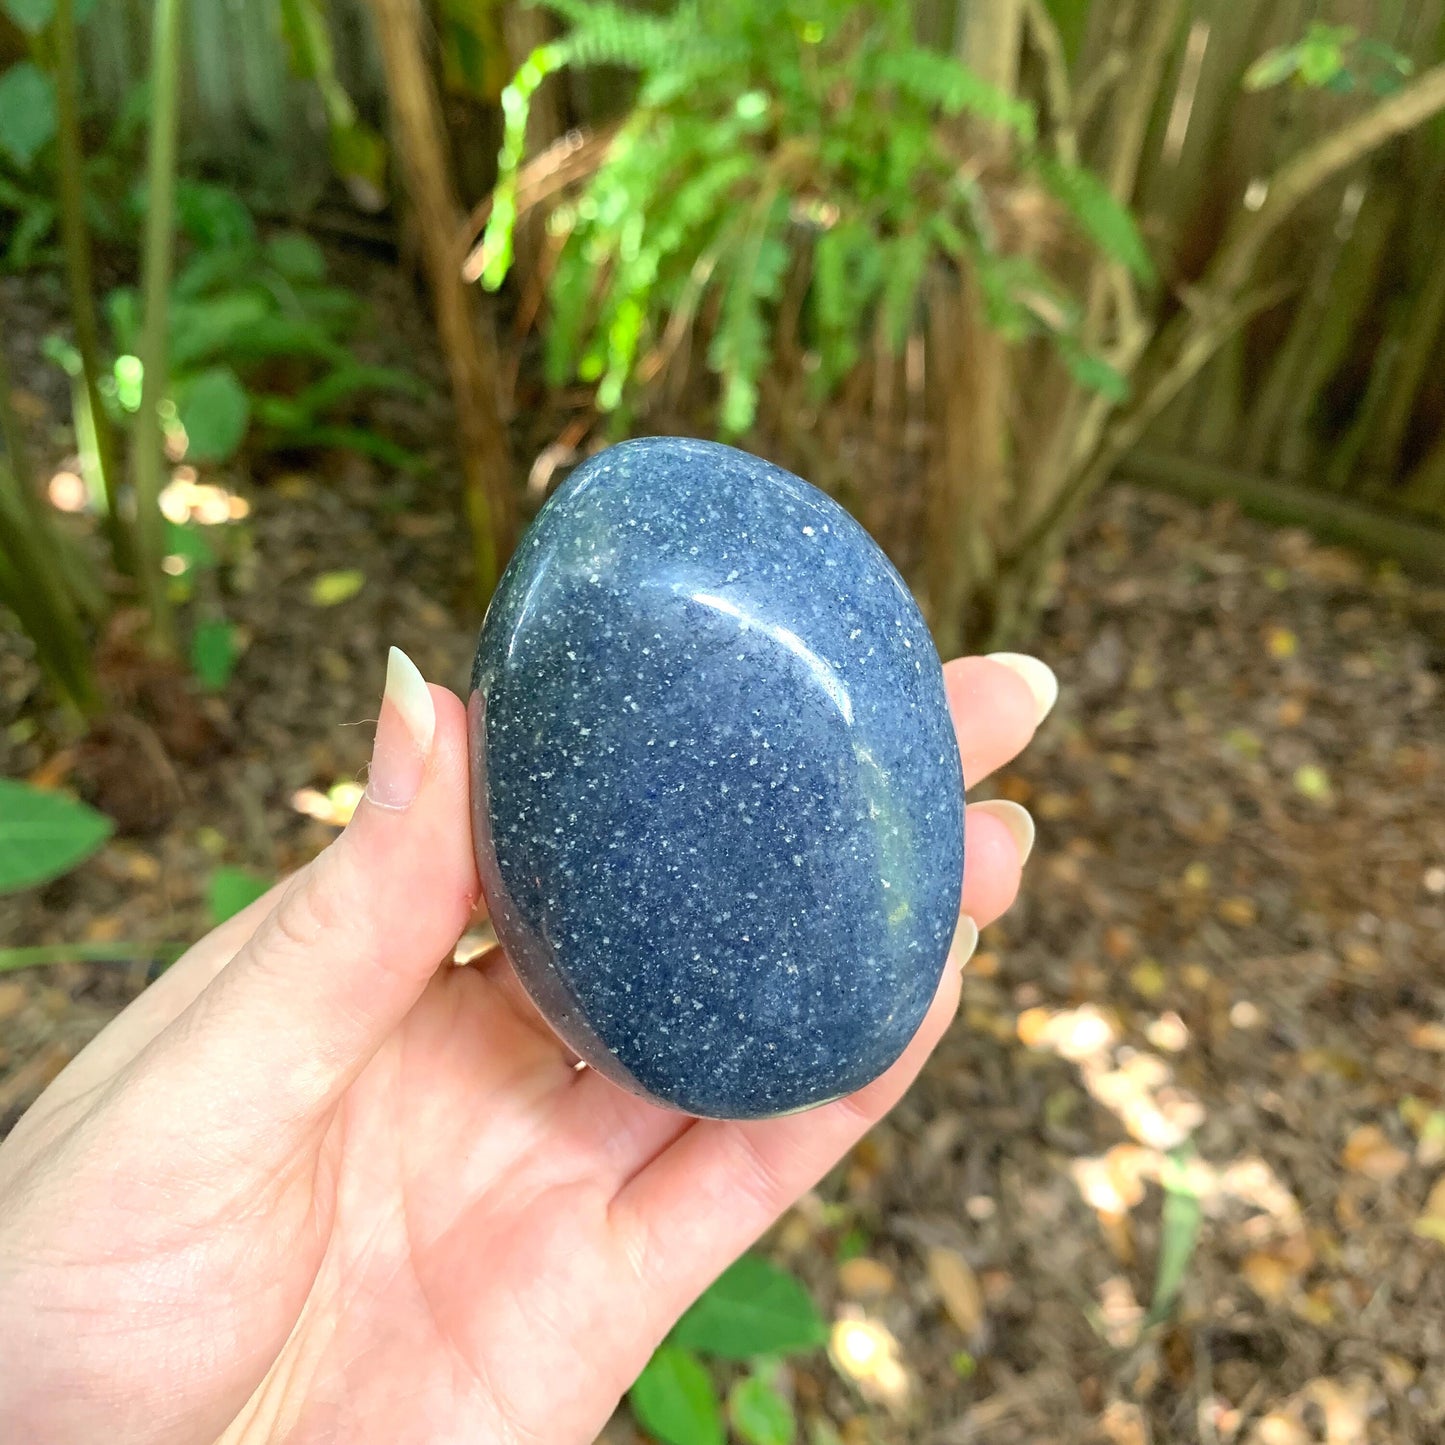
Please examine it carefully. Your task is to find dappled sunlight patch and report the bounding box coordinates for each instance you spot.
[1016,1003,1117,1060]
[290,780,363,827]
[159,468,251,526]
[1245,1376,1377,1445]
[828,1309,911,1413]
[1095,1274,1144,1348]
[46,469,87,512]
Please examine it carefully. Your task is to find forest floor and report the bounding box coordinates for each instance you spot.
[3,262,1445,1444]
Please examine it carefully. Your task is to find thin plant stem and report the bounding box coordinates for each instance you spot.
[130,0,184,654]
[52,0,132,575]
[0,343,100,715]
[0,941,186,973]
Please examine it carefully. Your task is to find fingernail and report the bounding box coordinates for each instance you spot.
[366,647,435,811]
[970,799,1036,865]
[986,653,1059,725]
[951,915,979,970]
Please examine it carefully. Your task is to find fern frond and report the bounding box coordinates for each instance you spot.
[1036,158,1156,285]
[871,48,1036,141]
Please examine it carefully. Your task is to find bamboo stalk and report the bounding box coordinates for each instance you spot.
[367,0,516,602]
[53,0,130,574]
[130,0,184,654]
[1018,62,1445,563]
[1238,180,1353,474]
[1249,179,1399,478]
[1403,433,1445,517]
[0,474,100,716]
[923,265,1007,657]
[0,342,99,713]
[1360,222,1445,485]
[1119,449,1445,577]
[1209,63,1445,300]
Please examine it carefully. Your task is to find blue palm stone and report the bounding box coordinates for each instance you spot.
[469,437,965,1119]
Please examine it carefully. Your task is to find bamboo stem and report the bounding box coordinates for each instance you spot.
[0,342,99,715]
[130,0,183,654]
[367,0,516,602]
[1361,223,1445,484]
[0,477,100,715]
[1017,61,1445,573]
[1120,449,1445,577]
[52,0,130,574]
[1209,62,1445,300]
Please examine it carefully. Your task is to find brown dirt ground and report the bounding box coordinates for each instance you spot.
[4,264,1445,1445]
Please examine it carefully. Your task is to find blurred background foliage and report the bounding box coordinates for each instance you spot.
[4,3,1445,1441]
[4,0,1445,711]
[4,0,1444,726]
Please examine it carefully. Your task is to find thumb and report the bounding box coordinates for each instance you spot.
[139,648,480,1155]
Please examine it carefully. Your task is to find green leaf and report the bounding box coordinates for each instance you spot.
[671,1255,827,1361]
[728,1371,795,1445]
[1039,160,1155,285]
[164,518,217,572]
[629,1346,725,1445]
[264,231,327,284]
[0,62,58,169]
[191,617,238,691]
[1149,1145,1203,1322]
[207,865,271,925]
[2,0,54,35]
[178,366,251,464]
[168,293,273,370]
[0,779,112,894]
[174,180,256,248]
[1061,343,1130,403]
[309,569,365,606]
[1243,45,1300,92]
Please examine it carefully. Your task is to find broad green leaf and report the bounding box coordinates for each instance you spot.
[169,293,273,370]
[0,778,112,894]
[629,1346,724,1445]
[728,1371,795,1445]
[264,231,327,284]
[191,617,238,691]
[2,0,53,35]
[179,366,251,463]
[671,1255,827,1361]
[309,569,365,606]
[0,62,58,169]
[207,865,271,925]
[175,180,256,248]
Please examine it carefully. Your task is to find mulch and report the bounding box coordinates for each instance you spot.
[4,261,1445,1444]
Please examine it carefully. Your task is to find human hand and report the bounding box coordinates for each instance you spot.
[0,647,1052,1445]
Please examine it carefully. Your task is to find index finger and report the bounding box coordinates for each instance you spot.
[944,653,1057,787]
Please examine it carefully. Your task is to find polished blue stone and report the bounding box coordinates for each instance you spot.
[469,438,965,1119]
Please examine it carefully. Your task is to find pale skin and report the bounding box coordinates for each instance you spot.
[0,651,1053,1445]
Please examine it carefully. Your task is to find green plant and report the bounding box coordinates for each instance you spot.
[207,865,271,924]
[480,0,1149,437]
[1147,1143,1203,1326]
[627,1253,826,1445]
[0,342,101,714]
[106,184,424,466]
[0,776,112,893]
[1245,22,1413,96]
